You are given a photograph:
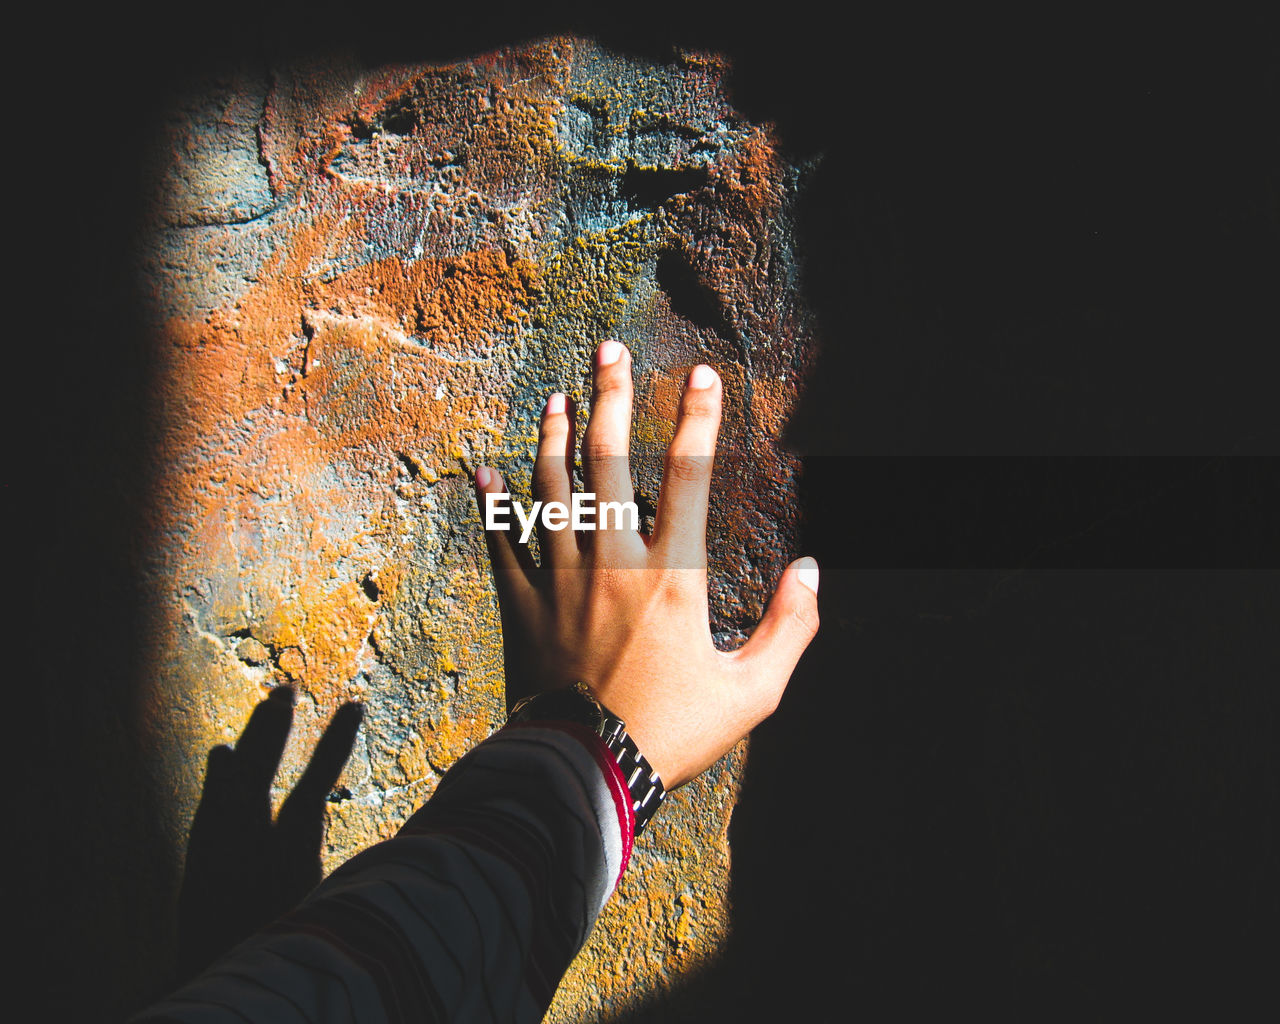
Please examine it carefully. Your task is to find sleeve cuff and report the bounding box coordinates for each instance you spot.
[502,720,635,888]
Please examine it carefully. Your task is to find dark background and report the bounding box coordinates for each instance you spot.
[29,3,1277,1020]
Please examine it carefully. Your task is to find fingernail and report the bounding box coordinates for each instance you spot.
[476,465,492,488]
[688,364,718,389]
[796,557,819,594]
[546,392,566,415]
[597,340,624,366]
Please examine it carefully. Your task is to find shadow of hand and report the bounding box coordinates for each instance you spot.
[176,686,363,981]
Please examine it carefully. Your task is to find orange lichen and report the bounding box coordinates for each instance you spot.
[315,247,541,356]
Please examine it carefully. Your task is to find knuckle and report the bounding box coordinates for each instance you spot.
[532,456,566,483]
[592,372,630,398]
[655,566,697,600]
[663,453,709,485]
[679,391,719,419]
[582,436,622,461]
[538,415,569,442]
[792,600,820,637]
[581,569,628,615]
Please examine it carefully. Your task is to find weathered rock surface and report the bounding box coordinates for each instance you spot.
[140,36,814,1019]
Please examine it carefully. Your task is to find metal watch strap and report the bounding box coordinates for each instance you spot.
[596,713,665,836]
[507,682,666,835]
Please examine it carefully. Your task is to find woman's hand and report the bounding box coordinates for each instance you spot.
[475,340,819,789]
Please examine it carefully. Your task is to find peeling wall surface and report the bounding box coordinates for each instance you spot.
[139,36,815,1020]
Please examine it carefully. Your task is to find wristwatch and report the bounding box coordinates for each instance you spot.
[506,682,666,835]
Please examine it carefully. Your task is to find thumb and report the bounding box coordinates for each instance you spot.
[736,556,820,705]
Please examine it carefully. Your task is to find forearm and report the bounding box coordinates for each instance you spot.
[134,725,630,1024]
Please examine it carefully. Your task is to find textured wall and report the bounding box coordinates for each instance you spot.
[139,36,814,1019]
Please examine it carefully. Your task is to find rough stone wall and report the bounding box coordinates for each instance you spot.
[139,37,814,1020]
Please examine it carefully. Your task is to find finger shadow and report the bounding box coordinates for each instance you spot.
[176,688,363,982]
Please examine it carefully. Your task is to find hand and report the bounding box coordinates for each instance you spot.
[475,340,819,789]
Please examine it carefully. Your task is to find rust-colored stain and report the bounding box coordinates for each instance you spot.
[139,37,815,1020]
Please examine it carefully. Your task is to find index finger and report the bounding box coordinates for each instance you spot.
[652,364,721,566]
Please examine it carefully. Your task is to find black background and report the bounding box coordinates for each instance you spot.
[29,3,1278,1020]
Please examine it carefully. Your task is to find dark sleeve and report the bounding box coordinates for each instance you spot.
[133,723,634,1024]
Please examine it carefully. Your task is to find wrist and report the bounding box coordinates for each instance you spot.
[506,682,667,837]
